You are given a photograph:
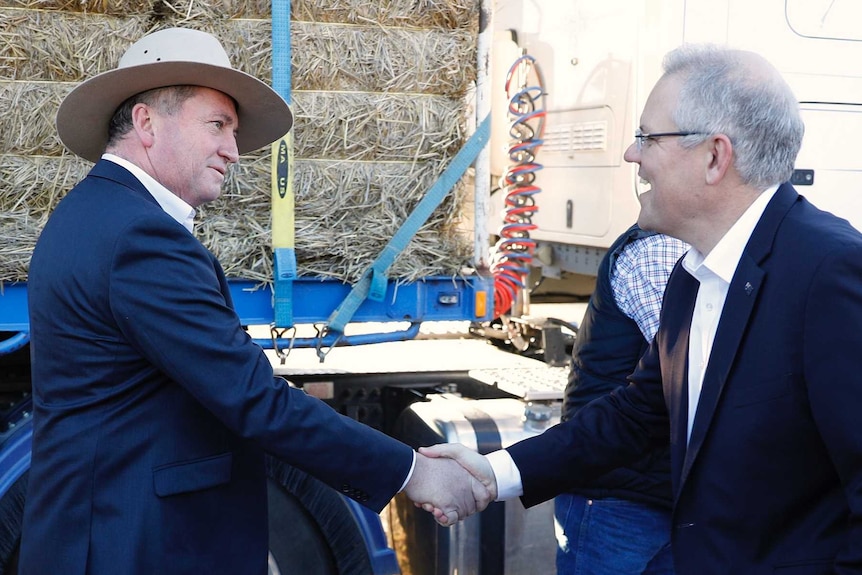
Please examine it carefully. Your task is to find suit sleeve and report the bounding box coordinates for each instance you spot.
[108,213,412,512]
[507,341,670,508]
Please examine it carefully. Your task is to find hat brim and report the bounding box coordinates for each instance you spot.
[56,61,293,163]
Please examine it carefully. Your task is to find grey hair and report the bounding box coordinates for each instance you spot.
[106,85,199,147]
[662,44,804,188]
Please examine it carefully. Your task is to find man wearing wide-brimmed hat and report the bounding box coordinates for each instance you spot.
[21,27,488,574]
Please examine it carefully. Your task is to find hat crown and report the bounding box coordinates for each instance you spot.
[118,28,232,70]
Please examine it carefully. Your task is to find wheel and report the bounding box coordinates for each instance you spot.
[266,473,337,574]
[0,471,26,575]
[266,456,375,575]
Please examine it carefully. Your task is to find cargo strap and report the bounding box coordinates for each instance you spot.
[271,0,296,331]
[316,115,492,361]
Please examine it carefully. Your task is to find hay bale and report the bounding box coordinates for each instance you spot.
[0,0,479,285]
[0,0,478,27]
[0,154,88,216]
[0,12,474,95]
[204,154,473,283]
[0,210,40,280]
[0,9,149,81]
[291,22,476,96]
[292,91,465,161]
[0,82,68,155]
[0,1,155,15]
[291,0,478,29]
[0,153,90,283]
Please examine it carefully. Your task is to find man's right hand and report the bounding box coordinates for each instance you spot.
[403,450,493,526]
[417,443,498,524]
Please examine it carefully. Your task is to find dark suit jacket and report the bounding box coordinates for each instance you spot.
[508,183,862,574]
[21,160,413,574]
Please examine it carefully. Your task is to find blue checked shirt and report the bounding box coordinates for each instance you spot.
[611,233,690,341]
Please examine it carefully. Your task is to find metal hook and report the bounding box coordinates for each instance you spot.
[270,324,296,365]
[314,324,343,363]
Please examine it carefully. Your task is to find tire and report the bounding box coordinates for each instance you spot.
[0,471,25,575]
[266,456,375,575]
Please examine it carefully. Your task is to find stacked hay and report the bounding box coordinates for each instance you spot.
[0,0,479,285]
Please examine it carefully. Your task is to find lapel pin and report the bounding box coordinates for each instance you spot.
[744,281,753,295]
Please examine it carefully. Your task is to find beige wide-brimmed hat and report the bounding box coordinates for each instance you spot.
[56,27,293,163]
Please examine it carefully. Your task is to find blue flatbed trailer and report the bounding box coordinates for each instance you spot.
[0,273,496,575]
[0,275,494,353]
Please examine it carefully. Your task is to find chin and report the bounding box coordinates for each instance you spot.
[637,213,660,234]
[201,190,223,205]
[638,193,665,230]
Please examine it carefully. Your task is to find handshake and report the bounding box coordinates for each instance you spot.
[403,444,499,527]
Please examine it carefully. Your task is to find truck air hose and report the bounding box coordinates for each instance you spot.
[491,53,546,318]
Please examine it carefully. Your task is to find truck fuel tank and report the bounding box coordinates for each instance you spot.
[387,394,560,575]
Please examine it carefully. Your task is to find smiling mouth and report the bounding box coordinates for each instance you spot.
[636,176,652,196]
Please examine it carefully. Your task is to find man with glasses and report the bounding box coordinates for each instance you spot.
[422,44,862,574]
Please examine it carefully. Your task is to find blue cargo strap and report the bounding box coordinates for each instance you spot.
[271,0,296,333]
[317,115,491,361]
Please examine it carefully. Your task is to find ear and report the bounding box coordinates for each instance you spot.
[131,103,156,148]
[704,134,733,185]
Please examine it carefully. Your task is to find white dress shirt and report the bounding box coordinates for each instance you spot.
[489,185,779,499]
[102,153,197,233]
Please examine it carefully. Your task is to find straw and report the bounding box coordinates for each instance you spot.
[0,0,478,284]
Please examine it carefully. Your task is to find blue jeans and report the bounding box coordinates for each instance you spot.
[554,493,674,575]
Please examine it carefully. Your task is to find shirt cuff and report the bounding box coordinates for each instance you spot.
[486,449,523,500]
[398,450,417,493]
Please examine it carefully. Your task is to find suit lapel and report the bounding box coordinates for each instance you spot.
[678,183,800,488]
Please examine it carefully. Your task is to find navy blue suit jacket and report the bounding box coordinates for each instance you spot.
[508,183,862,574]
[21,160,413,574]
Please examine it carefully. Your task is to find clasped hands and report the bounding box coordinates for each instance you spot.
[403,444,498,527]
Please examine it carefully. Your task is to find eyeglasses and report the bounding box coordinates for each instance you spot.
[634,129,707,152]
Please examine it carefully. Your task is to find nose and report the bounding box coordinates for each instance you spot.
[623,141,639,164]
[221,135,239,164]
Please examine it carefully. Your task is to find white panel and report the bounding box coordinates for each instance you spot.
[489,0,862,254]
[786,0,862,41]
[796,104,862,231]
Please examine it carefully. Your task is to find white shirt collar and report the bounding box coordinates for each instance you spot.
[682,184,780,283]
[102,153,196,233]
